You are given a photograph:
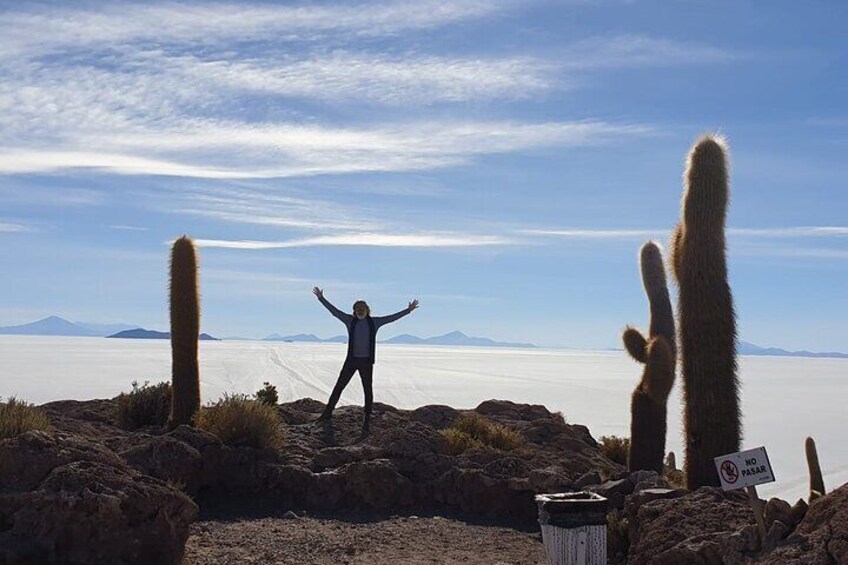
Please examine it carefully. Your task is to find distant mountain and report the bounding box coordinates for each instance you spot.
[0,316,99,336]
[739,341,848,359]
[264,333,322,342]
[383,330,535,348]
[108,328,220,341]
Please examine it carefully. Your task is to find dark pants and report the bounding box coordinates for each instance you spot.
[322,357,373,420]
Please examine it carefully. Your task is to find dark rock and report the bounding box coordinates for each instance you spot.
[474,399,551,422]
[626,487,756,565]
[787,498,808,528]
[120,435,203,494]
[341,459,413,509]
[588,478,634,510]
[408,405,461,429]
[753,482,848,564]
[0,431,124,491]
[313,445,383,470]
[0,431,196,565]
[764,497,792,531]
[483,457,532,480]
[763,520,791,552]
[574,470,602,489]
[528,465,573,494]
[383,421,450,458]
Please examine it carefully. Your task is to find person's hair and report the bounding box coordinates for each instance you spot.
[352,300,370,316]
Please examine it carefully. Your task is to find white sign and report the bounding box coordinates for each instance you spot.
[714,446,775,491]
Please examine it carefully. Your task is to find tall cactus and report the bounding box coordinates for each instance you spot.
[805,436,825,501]
[623,241,676,473]
[670,135,741,489]
[168,235,201,428]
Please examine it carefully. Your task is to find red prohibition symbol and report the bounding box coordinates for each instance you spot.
[721,460,739,484]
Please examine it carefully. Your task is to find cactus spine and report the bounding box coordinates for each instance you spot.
[805,436,825,501]
[624,241,676,473]
[670,135,741,489]
[168,236,201,428]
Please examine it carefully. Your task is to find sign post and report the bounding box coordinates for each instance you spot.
[714,446,775,540]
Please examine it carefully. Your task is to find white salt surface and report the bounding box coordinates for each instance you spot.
[1,335,845,503]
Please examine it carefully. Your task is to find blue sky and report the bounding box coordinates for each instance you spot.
[0,0,846,350]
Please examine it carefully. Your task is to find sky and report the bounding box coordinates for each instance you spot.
[0,0,846,350]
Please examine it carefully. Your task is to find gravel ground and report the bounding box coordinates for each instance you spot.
[185,508,546,564]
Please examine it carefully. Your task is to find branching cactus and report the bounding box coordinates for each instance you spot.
[670,135,741,489]
[805,436,825,502]
[168,236,201,428]
[623,241,676,473]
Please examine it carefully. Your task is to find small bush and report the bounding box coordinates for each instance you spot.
[116,381,172,430]
[607,509,630,559]
[194,393,285,452]
[599,435,630,466]
[440,413,524,455]
[441,428,483,455]
[0,397,50,439]
[552,411,567,424]
[255,382,279,406]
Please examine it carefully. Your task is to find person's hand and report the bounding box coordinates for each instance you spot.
[408,299,419,312]
[313,287,324,300]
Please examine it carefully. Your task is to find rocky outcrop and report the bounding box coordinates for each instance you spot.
[0,431,197,565]
[626,487,759,565]
[41,397,623,526]
[752,483,848,564]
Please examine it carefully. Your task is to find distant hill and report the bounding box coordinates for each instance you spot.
[108,328,220,341]
[264,333,322,342]
[263,330,535,348]
[738,341,848,359]
[384,330,535,348]
[0,316,99,336]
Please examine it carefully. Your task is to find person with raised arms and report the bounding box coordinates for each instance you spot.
[312,287,419,436]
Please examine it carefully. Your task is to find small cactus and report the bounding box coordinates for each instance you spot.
[671,135,741,489]
[168,236,201,428]
[624,241,676,473]
[805,436,825,502]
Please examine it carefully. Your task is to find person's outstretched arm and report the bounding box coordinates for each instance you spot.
[313,287,352,325]
[374,299,419,329]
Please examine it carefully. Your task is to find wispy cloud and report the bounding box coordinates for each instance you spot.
[169,51,555,104]
[0,221,32,233]
[521,228,663,239]
[1,1,506,58]
[0,121,652,178]
[194,232,516,249]
[109,225,149,232]
[561,35,737,69]
[728,227,848,237]
[523,226,848,240]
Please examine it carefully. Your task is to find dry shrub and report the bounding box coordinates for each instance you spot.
[441,428,483,455]
[440,413,524,455]
[607,509,630,560]
[0,397,50,439]
[599,435,630,466]
[194,393,285,452]
[255,382,279,406]
[552,411,567,424]
[116,381,171,430]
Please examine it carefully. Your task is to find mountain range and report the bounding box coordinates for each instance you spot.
[0,316,140,337]
[1,316,847,357]
[264,330,536,348]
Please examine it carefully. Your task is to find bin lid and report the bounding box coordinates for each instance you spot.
[536,491,608,528]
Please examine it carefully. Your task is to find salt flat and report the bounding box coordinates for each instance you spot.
[1,335,845,503]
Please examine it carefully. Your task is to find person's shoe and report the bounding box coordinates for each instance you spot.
[359,420,371,438]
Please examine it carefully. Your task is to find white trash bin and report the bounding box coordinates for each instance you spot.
[535,492,608,565]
